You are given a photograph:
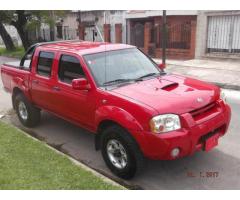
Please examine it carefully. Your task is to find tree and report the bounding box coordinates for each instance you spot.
[0,10,67,50]
[0,11,15,50]
[32,10,67,41]
[10,10,30,50]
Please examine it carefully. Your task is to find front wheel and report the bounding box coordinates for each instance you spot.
[101,125,145,179]
[14,94,41,127]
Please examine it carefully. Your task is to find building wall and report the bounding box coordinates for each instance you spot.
[125,10,198,19]
[62,11,126,43]
[127,14,197,59]
[195,10,240,59]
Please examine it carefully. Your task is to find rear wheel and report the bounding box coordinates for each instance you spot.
[14,94,41,127]
[101,125,144,179]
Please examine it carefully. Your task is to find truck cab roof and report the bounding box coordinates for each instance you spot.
[38,40,135,55]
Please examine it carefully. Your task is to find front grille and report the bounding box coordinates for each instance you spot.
[190,102,217,117]
[189,102,220,123]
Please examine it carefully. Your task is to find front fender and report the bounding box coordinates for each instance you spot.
[95,105,143,131]
[95,105,148,153]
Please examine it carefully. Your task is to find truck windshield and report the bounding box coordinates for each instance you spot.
[84,48,161,87]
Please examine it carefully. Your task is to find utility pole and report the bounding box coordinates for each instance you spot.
[78,10,84,40]
[162,10,167,67]
[50,10,56,41]
[78,10,81,26]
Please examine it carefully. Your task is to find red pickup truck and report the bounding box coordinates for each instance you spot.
[1,41,231,179]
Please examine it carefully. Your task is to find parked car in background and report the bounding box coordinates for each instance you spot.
[1,41,231,179]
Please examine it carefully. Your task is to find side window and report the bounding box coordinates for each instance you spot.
[58,55,85,84]
[20,45,35,69]
[37,51,54,77]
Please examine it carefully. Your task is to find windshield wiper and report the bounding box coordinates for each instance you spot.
[103,73,160,86]
[103,78,134,86]
[135,72,159,81]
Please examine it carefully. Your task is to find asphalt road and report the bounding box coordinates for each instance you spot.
[1,56,240,189]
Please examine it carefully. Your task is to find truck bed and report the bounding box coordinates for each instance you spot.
[1,61,31,93]
[3,60,30,70]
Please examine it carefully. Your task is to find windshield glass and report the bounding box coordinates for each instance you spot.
[83,48,161,86]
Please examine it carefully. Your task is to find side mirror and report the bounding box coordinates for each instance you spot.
[158,63,166,70]
[72,78,90,90]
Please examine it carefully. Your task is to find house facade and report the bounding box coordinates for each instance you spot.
[60,10,126,43]
[125,10,198,59]
[195,10,240,59]
[1,10,240,60]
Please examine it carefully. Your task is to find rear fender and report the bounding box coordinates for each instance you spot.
[11,77,31,105]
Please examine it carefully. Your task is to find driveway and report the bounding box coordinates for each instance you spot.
[1,56,240,189]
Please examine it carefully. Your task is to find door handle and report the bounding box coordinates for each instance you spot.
[32,79,39,84]
[52,86,61,91]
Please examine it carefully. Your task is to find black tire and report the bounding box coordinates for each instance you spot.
[14,93,41,127]
[101,125,145,179]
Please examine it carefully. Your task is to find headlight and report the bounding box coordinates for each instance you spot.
[220,89,227,102]
[149,114,181,133]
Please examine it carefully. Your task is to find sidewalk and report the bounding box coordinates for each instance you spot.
[153,58,240,90]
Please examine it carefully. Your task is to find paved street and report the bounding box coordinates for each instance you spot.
[1,56,240,189]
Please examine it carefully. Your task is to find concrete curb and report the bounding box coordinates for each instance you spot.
[1,121,126,189]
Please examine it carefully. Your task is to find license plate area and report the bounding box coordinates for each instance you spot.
[198,125,225,152]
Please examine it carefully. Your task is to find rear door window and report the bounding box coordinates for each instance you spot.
[58,55,85,84]
[37,51,54,77]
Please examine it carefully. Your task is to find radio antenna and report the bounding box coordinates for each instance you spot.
[104,11,107,90]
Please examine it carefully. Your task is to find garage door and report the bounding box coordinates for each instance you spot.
[207,15,240,54]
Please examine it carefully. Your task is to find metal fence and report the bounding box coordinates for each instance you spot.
[152,22,192,49]
[207,15,240,54]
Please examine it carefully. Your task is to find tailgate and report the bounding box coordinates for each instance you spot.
[1,64,30,92]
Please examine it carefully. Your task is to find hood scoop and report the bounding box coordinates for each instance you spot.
[161,82,179,91]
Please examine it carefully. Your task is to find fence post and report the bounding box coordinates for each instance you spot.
[104,24,111,42]
[115,23,122,43]
[78,24,85,40]
[144,22,152,55]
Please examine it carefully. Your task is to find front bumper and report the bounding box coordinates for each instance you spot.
[134,100,231,160]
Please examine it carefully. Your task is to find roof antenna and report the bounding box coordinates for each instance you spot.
[104,11,107,91]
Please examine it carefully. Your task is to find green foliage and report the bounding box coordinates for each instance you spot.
[0,122,123,190]
[0,46,25,58]
[0,10,15,23]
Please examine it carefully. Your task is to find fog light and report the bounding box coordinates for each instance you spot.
[171,148,180,158]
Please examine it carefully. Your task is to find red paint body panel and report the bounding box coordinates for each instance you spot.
[0,41,231,160]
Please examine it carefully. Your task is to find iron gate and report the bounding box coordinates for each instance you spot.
[152,22,192,49]
[207,15,240,54]
[130,22,144,48]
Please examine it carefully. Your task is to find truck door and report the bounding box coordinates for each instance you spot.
[31,50,57,111]
[52,53,95,130]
